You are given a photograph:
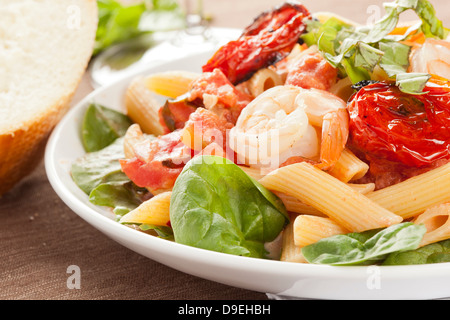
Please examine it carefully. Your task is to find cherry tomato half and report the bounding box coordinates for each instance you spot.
[348,82,450,168]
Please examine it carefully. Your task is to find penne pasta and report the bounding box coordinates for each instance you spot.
[119,191,172,226]
[293,215,349,247]
[238,165,266,181]
[259,162,403,233]
[123,124,145,159]
[329,148,369,183]
[125,77,165,136]
[366,163,450,220]
[280,213,307,263]
[247,68,283,98]
[329,77,354,102]
[274,183,375,216]
[348,182,376,195]
[145,70,200,99]
[414,203,450,248]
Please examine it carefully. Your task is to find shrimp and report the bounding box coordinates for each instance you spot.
[228,85,349,171]
[409,38,450,80]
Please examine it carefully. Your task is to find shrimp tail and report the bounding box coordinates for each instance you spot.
[316,108,349,171]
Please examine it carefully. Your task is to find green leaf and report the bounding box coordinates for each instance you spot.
[354,42,384,72]
[72,135,151,217]
[395,72,431,94]
[378,41,411,77]
[89,181,144,216]
[81,103,133,153]
[95,0,148,56]
[341,57,371,84]
[140,224,174,240]
[94,0,185,56]
[170,156,289,259]
[301,223,426,265]
[71,137,127,195]
[415,0,447,39]
[383,241,450,265]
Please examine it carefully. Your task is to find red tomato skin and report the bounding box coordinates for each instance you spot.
[202,2,310,84]
[348,82,450,168]
[120,130,193,191]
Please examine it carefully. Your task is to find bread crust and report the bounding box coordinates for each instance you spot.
[0,0,98,196]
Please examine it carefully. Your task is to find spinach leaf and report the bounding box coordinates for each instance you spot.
[72,137,127,195]
[89,181,146,217]
[71,136,150,217]
[140,224,174,240]
[169,156,289,259]
[383,239,450,265]
[301,223,426,265]
[81,103,133,153]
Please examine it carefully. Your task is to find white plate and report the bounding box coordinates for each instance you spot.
[45,47,450,301]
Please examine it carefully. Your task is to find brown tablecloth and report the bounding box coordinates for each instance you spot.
[1,0,449,300]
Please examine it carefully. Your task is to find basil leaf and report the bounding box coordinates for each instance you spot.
[341,57,371,84]
[395,72,431,94]
[378,41,411,77]
[170,155,289,259]
[81,103,133,153]
[302,223,426,265]
[364,0,417,43]
[354,42,384,72]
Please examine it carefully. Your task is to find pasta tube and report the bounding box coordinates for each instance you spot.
[274,183,375,216]
[329,148,369,183]
[125,77,165,136]
[259,162,403,232]
[280,214,307,263]
[119,192,172,226]
[414,203,450,247]
[123,124,145,159]
[145,70,200,99]
[366,163,450,219]
[293,215,349,247]
[238,165,266,181]
[247,68,283,98]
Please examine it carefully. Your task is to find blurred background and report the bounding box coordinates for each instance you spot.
[91,0,450,88]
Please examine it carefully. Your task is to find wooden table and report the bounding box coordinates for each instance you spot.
[1,0,449,300]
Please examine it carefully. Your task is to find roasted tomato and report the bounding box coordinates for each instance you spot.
[202,2,310,84]
[348,82,450,168]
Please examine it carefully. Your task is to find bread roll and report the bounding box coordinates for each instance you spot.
[0,0,98,195]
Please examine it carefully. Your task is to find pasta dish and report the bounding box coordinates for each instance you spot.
[71,0,450,266]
